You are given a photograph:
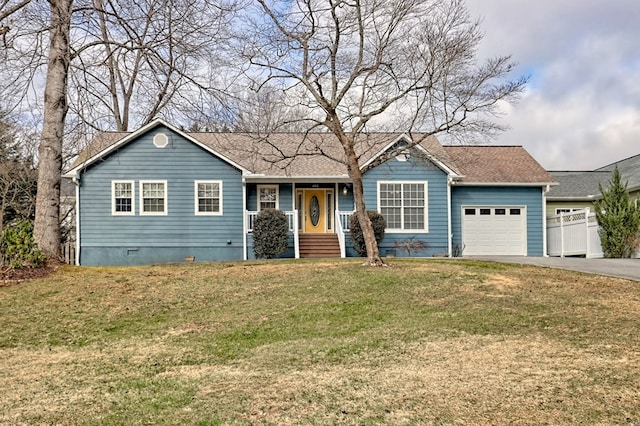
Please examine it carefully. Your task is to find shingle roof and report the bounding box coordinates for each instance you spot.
[546,171,611,199]
[68,128,457,178]
[190,132,453,177]
[443,146,556,184]
[596,153,640,191]
[67,123,552,185]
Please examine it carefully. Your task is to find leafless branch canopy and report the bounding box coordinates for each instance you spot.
[240,0,527,168]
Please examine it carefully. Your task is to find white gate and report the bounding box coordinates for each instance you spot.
[547,209,603,258]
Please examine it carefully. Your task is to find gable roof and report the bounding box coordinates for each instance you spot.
[443,146,556,185]
[596,153,640,192]
[65,120,552,186]
[66,119,459,179]
[546,170,611,200]
[65,120,251,177]
[547,152,640,201]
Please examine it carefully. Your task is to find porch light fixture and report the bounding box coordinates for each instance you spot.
[342,184,351,196]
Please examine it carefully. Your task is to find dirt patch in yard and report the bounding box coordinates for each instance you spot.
[0,265,55,286]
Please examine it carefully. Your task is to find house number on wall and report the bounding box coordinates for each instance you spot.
[310,196,320,226]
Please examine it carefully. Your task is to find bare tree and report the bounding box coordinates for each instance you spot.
[0,0,31,41]
[3,0,239,260]
[67,0,239,133]
[234,84,313,132]
[240,0,526,265]
[0,114,37,233]
[33,0,72,260]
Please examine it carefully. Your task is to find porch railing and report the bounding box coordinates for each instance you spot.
[336,210,354,258]
[246,210,297,232]
[246,210,299,258]
[337,210,353,232]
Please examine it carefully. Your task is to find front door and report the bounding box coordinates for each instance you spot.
[304,190,326,233]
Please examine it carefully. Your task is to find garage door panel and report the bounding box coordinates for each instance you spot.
[462,206,526,256]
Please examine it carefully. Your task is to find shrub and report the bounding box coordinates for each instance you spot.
[349,210,386,257]
[595,167,640,258]
[393,237,427,257]
[0,220,45,268]
[253,208,289,259]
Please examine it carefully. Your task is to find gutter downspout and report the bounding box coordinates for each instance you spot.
[72,174,81,265]
[543,184,550,257]
[242,178,247,261]
[447,176,453,257]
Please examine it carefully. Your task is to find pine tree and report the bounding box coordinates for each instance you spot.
[595,167,640,258]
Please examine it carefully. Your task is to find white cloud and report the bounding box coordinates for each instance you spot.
[465,0,640,170]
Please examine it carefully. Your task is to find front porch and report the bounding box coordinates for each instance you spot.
[245,210,354,259]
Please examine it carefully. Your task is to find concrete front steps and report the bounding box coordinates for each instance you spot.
[298,233,341,258]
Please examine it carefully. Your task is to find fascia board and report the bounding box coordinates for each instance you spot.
[359,133,462,178]
[64,118,251,176]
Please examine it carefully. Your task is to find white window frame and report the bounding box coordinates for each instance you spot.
[140,180,168,216]
[555,207,582,215]
[257,184,279,210]
[194,180,223,216]
[377,181,428,232]
[111,180,135,216]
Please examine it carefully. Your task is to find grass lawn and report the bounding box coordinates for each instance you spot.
[1,259,639,425]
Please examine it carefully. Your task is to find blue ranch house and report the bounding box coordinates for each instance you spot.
[63,120,556,266]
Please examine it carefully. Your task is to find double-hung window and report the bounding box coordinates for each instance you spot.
[195,181,222,215]
[378,182,428,231]
[140,180,167,215]
[112,181,134,215]
[258,185,278,210]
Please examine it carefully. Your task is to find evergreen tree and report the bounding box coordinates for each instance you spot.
[595,167,640,258]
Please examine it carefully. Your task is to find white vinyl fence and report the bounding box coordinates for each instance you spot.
[547,208,604,258]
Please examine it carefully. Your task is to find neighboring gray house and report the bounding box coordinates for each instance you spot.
[547,153,640,216]
[63,120,556,266]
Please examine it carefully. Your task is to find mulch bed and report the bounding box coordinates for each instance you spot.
[0,266,55,287]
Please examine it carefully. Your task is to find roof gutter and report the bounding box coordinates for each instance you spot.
[451,181,558,187]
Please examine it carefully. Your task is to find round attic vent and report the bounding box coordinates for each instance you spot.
[153,132,169,148]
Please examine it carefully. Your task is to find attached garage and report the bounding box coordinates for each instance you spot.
[461,206,527,256]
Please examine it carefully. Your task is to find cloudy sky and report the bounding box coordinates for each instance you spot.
[464,0,640,171]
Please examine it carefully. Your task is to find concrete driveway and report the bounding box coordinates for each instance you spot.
[470,256,640,282]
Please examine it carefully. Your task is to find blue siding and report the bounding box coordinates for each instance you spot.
[362,156,450,257]
[78,125,245,266]
[337,188,354,212]
[451,186,545,256]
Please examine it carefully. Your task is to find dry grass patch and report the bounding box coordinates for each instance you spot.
[1,259,639,425]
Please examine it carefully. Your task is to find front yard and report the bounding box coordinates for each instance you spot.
[1,259,639,424]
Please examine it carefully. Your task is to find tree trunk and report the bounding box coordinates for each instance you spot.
[33,0,73,261]
[344,145,384,266]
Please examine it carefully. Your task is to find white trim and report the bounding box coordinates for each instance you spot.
[111,180,135,216]
[447,176,453,256]
[64,119,251,177]
[360,134,462,178]
[257,184,279,210]
[453,182,557,187]
[74,176,81,265]
[194,180,223,216]
[377,181,429,233]
[140,180,168,216]
[543,186,548,257]
[242,180,247,260]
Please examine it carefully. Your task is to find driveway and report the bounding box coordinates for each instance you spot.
[470,256,640,282]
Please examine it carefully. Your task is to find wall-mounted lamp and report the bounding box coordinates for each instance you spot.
[342,183,352,196]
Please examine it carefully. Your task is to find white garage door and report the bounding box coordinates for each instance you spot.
[462,206,527,255]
